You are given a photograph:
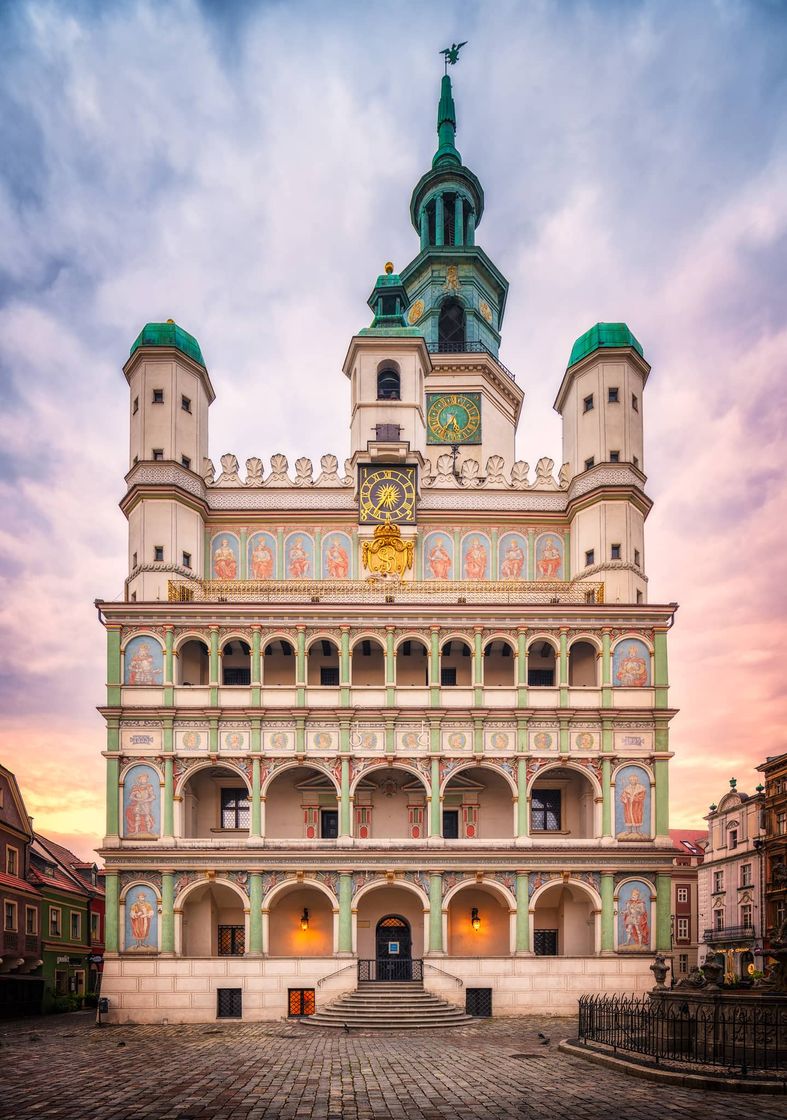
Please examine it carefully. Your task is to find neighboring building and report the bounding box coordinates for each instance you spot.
[0,765,43,1017]
[698,780,765,980]
[98,69,678,1023]
[756,751,787,951]
[668,828,706,979]
[28,835,104,1008]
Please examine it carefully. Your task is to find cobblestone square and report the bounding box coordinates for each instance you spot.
[0,1012,783,1120]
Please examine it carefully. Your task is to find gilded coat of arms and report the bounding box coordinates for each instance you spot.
[362,523,414,578]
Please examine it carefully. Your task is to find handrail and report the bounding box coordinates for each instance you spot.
[426,340,516,383]
[424,962,464,987]
[316,962,356,989]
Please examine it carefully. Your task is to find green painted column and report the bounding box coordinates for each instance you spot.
[209,627,219,706]
[340,758,351,837]
[431,756,441,837]
[164,628,174,707]
[338,873,353,954]
[654,755,669,837]
[474,628,483,689]
[251,757,261,837]
[249,872,263,954]
[602,718,613,754]
[107,626,122,706]
[559,629,568,706]
[453,195,464,246]
[515,872,530,952]
[386,627,395,707]
[430,627,440,707]
[601,872,614,952]
[419,208,429,250]
[104,871,119,953]
[251,719,261,753]
[435,193,445,246]
[251,627,261,699]
[209,718,219,753]
[296,626,306,707]
[559,719,569,755]
[601,630,612,709]
[106,756,119,836]
[517,758,528,837]
[429,872,443,954]
[654,628,669,710]
[656,873,671,951]
[163,757,174,836]
[466,208,475,245]
[340,628,350,684]
[602,757,612,838]
[161,871,174,954]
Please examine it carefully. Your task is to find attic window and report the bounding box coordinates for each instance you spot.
[181,395,192,413]
[584,457,595,471]
[610,451,620,463]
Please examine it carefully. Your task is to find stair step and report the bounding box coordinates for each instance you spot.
[300,982,476,1031]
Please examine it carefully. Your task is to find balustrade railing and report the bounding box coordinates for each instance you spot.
[703,925,756,943]
[426,340,516,383]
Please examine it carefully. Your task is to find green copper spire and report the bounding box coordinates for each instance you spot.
[433,75,461,168]
[358,262,421,336]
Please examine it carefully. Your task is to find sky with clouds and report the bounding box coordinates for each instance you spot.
[1,0,786,861]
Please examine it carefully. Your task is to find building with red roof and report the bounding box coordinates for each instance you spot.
[0,764,43,1016]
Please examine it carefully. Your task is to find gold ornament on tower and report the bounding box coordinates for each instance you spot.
[362,523,414,578]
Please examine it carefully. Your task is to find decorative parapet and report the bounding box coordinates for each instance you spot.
[168,577,604,605]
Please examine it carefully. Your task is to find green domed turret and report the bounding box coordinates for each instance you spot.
[130,320,205,368]
[568,323,643,369]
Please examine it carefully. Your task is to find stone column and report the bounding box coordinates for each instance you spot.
[453,195,463,246]
[338,872,353,955]
[248,872,263,955]
[420,208,429,250]
[163,757,174,838]
[601,757,613,839]
[435,193,444,246]
[106,626,122,707]
[430,756,442,837]
[516,758,529,838]
[656,873,671,951]
[559,628,568,706]
[104,871,119,953]
[601,872,615,953]
[251,757,262,838]
[655,747,669,839]
[654,627,669,710]
[465,208,475,245]
[340,757,351,838]
[430,626,440,708]
[601,629,612,709]
[106,755,119,837]
[161,871,175,955]
[164,627,174,707]
[428,872,444,954]
[515,872,530,953]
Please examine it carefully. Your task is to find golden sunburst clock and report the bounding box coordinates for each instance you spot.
[358,465,417,525]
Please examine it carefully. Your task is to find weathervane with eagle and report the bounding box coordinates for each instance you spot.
[440,41,468,73]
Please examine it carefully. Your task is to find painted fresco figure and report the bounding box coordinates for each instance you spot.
[537,537,561,579]
[124,771,157,835]
[128,891,155,948]
[621,888,650,947]
[127,641,161,685]
[288,537,310,578]
[427,539,451,579]
[250,537,274,579]
[463,537,487,580]
[501,538,525,580]
[214,538,237,580]
[615,644,649,687]
[620,772,647,833]
[326,538,349,579]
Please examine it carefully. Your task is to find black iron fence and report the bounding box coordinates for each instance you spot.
[703,924,755,943]
[578,994,787,1074]
[358,958,424,982]
[426,340,516,382]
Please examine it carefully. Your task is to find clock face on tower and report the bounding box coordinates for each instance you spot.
[426,392,482,444]
[358,465,417,525]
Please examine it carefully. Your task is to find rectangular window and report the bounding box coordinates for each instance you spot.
[442,809,460,839]
[632,394,639,411]
[741,904,752,929]
[320,809,339,839]
[217,926,245,957]
[527,668,554,687]
[584,456,595,471]
[585,549,595,567]
[608,387,619,403]
[50,907,62,936]
[220,788,250,830]
[70,912,81,941]
[288,988,316,1017]
[611,544,621,560]
[222,666,250,686]
[6,846,19,877]
[440,666,457,687]
[152,448,164,461]
[55,969,68,996]
[583,394,594,412]
[132,396,139,414]
[676,917,690,941]
[132,551,137,568]
[181,395,191,413]
[713,871,724,893]
[633,455,640,468]
[714,910,724,931]
[4,901,17,931]
[609,450,620,463]
[25,906,38,935]
[677,887,689,904]
[152,389,164,404]
[217,988,242,1018]
[320,665,340,687]
[154,546,164,562]
[531,789,561,831]
[678,953,688,974]
[90,912,100,943]
[740,864,752,887]
[182,551,191,569]
[729,829,738,849]
[778,811,787,834]
[534,929,558,956]
[634,549,641,566]
[181,455,191,469]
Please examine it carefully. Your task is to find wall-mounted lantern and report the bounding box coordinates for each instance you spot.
[471,907,481,931]
[300,908,309,931]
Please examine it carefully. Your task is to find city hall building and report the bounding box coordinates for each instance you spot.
[98,71,677,1022]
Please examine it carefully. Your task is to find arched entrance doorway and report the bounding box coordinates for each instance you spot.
[376,915,412,980]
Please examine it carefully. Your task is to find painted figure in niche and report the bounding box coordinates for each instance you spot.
[325,536,350,579]
[271,732,289,750]
[359,732,378,749]
[182,730,202,749]
[575,732,595,751]
[250,535,274,579]
[287,536,311,579]
[401,731,420,749]
[620,771,647,833]
[426,536,452,580]
[128,891,155,949]
[615,642,649,687]
[125,639,162,685]
[620,886,650,948]
[463,537,488,580]
[314,731,332,749]
[224,732,243,751]
[500,536,525,580]
[536,536,562,580]
[124,769,158,836]
[213,537,237,580]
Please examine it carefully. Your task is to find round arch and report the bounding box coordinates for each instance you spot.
[119,760,163,786]
[119,879,162,904]
[527,760,602,798]
[305,632,341,653]
[262,760,339,798]
[120,631,165,654]
[174,874,250,911]
[442,877,516,911]
[567,633,603,654]
[529,876,602,912]
[349,762,430,799]
[613,875,656,902]
[261,632,297,650]
[440,760,517,797]
[482,633,518,653]
[219,632,251,651]
[610,633,654,655]
[526,633,559,654]
[439,632,473,652]
[353,877,429,910]
[610,760,654,785]
[348,632,386,653]
[175,760,251,797]
[393,632,430,653]
[263,876,338,911]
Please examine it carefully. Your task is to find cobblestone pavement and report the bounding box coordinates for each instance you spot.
[0,1011,784,1120]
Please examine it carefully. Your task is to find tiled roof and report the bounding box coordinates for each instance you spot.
[669,828,707,856]
[28,862,86,897]
[31,834,103,896]
[0,871,40,897]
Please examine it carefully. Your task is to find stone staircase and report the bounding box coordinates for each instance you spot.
[302,980,476,1031]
